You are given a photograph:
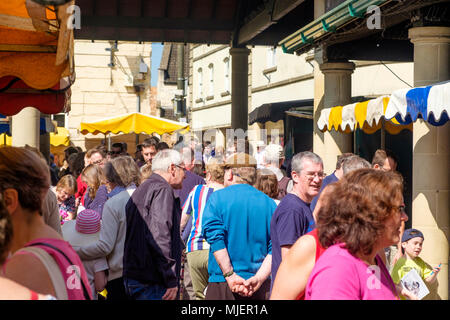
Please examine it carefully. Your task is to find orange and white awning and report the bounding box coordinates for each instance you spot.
[0,0,74,115]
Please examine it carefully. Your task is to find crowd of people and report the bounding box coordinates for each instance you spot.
[0,136,442,300]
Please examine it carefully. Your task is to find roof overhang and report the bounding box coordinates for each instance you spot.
[74,0,312,46]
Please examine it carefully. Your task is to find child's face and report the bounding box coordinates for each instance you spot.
[402,237,423,259]
[56,188,72,202]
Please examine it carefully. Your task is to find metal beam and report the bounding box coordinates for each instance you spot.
[81,16,234,31]
[237,0,305,45]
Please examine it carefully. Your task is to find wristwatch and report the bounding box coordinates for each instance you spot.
[223,270,234,278]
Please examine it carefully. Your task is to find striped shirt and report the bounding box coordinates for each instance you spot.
[182,184,221,253]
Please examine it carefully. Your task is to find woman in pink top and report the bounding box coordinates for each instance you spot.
[305,168,410,300]
[0,147,91,300]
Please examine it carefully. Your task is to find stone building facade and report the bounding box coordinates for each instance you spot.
[67,40,153,153]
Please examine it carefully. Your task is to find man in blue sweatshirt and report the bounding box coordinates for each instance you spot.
[202,153,277,300]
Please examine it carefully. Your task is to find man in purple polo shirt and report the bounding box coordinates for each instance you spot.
[270,151,324,290]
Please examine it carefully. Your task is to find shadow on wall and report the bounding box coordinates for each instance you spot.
[412,121,450,300]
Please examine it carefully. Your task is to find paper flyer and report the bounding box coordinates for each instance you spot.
[400,268,430,300]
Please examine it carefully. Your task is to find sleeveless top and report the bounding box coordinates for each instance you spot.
[4,238,91,300]
[296,228,326,300]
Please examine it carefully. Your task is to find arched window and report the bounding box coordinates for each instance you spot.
[208,63,214,97]
[224,57,230,92]
[267,47,276,68]
[197,68,203,99]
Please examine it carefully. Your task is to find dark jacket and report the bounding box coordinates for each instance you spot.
[123,173,182,288]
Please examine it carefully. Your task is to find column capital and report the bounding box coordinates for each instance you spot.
[409,26,450,44]
[229,47,251,56]
[319,61,356,74]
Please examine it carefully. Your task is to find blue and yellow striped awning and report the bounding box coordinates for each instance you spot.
[317,96,412,134]
[317,81,449,134]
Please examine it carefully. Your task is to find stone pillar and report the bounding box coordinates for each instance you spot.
[230,47,250,132]
[39,113,51,162]
[313,61,355,173]
[409,26,450,300]
[11,107,40,149]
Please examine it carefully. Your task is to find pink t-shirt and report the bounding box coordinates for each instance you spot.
[305,243,398,300]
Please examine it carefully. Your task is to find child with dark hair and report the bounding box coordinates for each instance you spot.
[391,228,441,299]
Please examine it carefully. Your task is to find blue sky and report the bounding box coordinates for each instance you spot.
[151,43,163,87]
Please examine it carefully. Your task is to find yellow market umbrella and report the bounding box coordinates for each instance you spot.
[1,133,12,146]
[80,112,190,136]
[50,126,70,146]
[1,126,69,146]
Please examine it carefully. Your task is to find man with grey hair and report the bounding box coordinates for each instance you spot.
[342,155,371,175]
[202,153,277,300]
[263,144,292,200]
[270,151,324,289]
[310,152,354,212]
[123,149,186,300]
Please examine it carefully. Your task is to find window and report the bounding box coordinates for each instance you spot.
[52,113,66,128]
[197,68,203,99]
[224,57,230,92]
[208,64,214,97]
[267,47,276,68]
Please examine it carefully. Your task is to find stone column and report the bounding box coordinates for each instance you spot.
[409,26,450,300]
[230,47,250,132]
[39,113,51,162]
[11,107,40,149]
[313,61,355,173]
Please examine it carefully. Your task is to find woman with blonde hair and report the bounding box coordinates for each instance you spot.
[52,174,78,224]
[81,164,107,213]
[0,147,91,299]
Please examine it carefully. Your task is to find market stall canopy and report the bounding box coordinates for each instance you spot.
[0,76,71,115]
[1,126,67,146]
[317,81,449,134]
[50,126,69,146]
[384,81,449,126]
[249,99,314,125]
[317,95,412,134]
[0,0,74,89]
[80,112,190,136]
[0,112,56,135]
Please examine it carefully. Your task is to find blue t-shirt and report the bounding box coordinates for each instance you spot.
[270,193,314,287]
[310,172,339,212]
[202,184,277,283]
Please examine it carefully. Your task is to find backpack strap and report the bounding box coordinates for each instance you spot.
[18,247,69,300]
[27,242,91,300]
[277,176,291,200]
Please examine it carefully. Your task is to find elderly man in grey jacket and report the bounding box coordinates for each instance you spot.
[123,149,186,300]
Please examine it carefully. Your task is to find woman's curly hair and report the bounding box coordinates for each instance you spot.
[317,168,403,257]
[0,193,13,265]
[254,169,279,199]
